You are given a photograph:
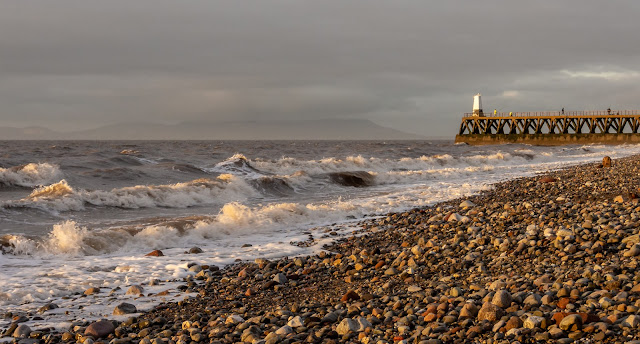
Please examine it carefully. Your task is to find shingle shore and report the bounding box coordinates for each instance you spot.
[5,155,640,344]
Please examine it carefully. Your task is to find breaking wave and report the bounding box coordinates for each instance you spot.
[0,163,62,187]
[207,154,263,177]
[2,199,361,256]
[250,153,527,176]
[3,175,257,212]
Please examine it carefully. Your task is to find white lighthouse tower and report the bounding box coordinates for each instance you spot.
[472,93,484,117]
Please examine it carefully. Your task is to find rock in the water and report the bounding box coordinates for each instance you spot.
[12,324,31,338]
[84,287,100,295]
[37,303,59,314]
[145,250,164,257]
[477,302,505,322]
[113,303,137,315]
[84,320,115,338]
[188,247,203,254]
[126,285,144,295]
[328,171,374,187]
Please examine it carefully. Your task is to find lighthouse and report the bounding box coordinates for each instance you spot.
[472,93,484,117]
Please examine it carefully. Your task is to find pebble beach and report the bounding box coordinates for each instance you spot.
[5,154,640,344]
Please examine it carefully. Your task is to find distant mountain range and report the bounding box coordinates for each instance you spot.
[0,119,426,140]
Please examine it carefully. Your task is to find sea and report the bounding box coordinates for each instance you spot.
[1,140,640,328]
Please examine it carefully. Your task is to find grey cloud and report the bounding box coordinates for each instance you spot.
[1,1,640,136]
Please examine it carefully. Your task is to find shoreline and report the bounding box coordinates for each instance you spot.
[5,154,640,343]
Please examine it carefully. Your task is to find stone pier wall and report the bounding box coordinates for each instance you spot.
[455,133,640,146]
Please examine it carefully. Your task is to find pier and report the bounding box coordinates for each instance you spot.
[455,111,640,145]
[455,94,640,145]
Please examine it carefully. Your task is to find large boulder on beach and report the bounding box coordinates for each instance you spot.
[492,289,512,308]
[12,324,31,338]
[341,290,360,302]
[602,156,612,167]
[240,325,262,343]
[287,316,304,328]
[84,320,115,338]
[477,302,504,322]
[459,303,478,318]
[336,319,358,335]
[622,315,640,328]
[459,200,476,208]
[524,315,546,329]
[275,325,293,335]
[559,313,583,331]
[624,244,640,257]
[336,317,371,334]
[273,273,288,285]
[113,302,137,315]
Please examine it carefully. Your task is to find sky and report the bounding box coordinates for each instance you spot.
[2,0,640,137]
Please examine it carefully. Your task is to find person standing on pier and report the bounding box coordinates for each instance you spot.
[562,108,564,115]
[608,107,611,115]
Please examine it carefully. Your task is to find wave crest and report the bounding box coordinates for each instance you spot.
[4,175,257,212]
[0,163,62,187]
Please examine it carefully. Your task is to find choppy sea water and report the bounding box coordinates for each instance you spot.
[1,140,640,328]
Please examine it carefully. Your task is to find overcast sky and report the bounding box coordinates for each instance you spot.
[2,1,640,137]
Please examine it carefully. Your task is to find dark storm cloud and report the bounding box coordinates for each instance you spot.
[1,0,640,135]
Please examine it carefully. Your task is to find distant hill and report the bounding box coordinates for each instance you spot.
[0,119,426,140]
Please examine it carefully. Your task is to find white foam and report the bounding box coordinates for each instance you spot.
[0,216,356,330]
[3,174,258,212]
[0,162,62,187]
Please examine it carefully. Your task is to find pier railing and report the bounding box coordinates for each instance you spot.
[463,110,640,118]
[458,110,640,136]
